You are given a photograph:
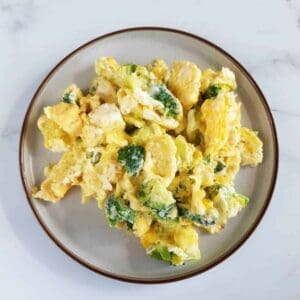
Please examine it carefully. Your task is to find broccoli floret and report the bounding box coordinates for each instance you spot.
[205,185,249,207]
[114,64,153,89]
[105,195,136,230]
[214,161,226,173]
[178,206,216,226]
[235,193,250,206]
[148,243,180,265]
[204,184,222,199]
[142,222,200,265]
[203,154,211,165]
[150,244,172,261]
[118,144,145,176]
[169,173,193,201]
[62,84,82,105]
[149,84,180,118]
[172,183,189,201]
[203,186,249,220]
[202,85,222,100]
[123,63,138,74]
[205,185,247,203]
[205,184,239,203]
[89,85,97,94]
[62,92,72,104]
[86,151,101,164]
[138,178,177,220]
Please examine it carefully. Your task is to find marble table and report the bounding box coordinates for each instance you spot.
[0,0,299,299]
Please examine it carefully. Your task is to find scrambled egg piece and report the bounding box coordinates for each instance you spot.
[95,57,119,80]
[168,61,202,110]
[200,67,237,94]
[238,127,263,166]
[143,134,177,186]
[141,222,200,265]
[200,92,241,156]
[33,143,85,202]
[117,85,182,130]
[147,58,169,83]
[37,116,73,152]
[132,123,165,145]
[80,116,104,148]
[33,57,263,266]
[89,77,117,103]
[89,103,125,132]
[79,94,101,113]
[174,135,195,172]
[44,102,82,137]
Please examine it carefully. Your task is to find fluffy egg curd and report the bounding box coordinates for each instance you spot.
[33,57,263,266]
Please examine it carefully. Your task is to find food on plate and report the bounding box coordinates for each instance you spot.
[33,57,263,265]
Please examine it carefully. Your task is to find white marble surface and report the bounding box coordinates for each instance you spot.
[0,0,299,298]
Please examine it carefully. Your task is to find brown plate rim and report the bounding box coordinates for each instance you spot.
[19,26,279,284]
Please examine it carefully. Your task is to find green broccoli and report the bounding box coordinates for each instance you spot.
[89,85,97,94]
[62,91,80,105]
[214,161,226,173]
[86,151,101,164]
[203,154,211,165]
[178,206,216,226]
[122,63,138,74]
[115,64,152,89]
[118,144,145,176]
[148,243,180,265]
[202,85,222,100]
[149,84,180,118]
[62,92,72,104]
[204,184,223,199]
[105,195,136,230]
[235,193,250,206]
[205,185,249,207]
[138,178,177,220]
[61,84,82,105]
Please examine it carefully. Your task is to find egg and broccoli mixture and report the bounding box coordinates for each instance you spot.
[33,57,263,266]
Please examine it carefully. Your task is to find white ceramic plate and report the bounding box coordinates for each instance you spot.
[19,27,278,283]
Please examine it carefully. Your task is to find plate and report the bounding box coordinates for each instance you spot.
[19,27,278,283]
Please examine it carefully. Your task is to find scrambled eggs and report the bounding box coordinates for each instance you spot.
[33,57,263,265]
